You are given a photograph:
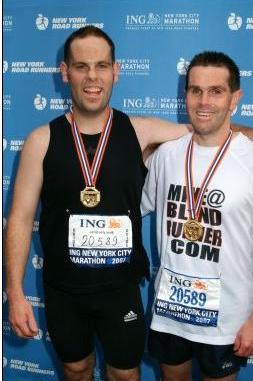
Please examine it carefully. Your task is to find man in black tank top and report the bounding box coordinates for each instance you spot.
[5,26,253,381]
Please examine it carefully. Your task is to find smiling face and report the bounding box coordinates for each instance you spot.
[61,35,119,116]
[186,65,242,143]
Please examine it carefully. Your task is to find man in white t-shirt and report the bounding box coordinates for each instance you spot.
[142,51,253,381]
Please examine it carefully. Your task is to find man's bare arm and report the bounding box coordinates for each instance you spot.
[5,125,49,338]
[130,116,190,151]
[130,116,253,153]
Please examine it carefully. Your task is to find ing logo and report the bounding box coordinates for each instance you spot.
[228,13,242,31]
[36,14,49,30]
[147,13,160,25]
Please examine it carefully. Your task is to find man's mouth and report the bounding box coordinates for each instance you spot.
[83,86,102,96]
[196,111,213,119]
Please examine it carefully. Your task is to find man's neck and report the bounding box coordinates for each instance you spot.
[193,126,232,147]
[68,107,109,134]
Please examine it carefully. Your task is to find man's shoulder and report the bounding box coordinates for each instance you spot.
[49,113,69,126]
[157,133,191,155]
[232,132,253,156]
[27,124,50,141]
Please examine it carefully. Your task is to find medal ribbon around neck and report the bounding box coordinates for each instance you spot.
[185,129,233,222]
[70,107,113,206]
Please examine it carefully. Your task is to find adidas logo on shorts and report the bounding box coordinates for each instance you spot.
[124,310,138,322]
[222,361,233,369]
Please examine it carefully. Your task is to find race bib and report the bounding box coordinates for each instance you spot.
[155,268,220,327]
[68,214,133,268]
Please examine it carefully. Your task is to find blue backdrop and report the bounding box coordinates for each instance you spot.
[3,1,253,380]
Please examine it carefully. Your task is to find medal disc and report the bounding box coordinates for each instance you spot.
[183,219,204,241]
[80,187,100,208]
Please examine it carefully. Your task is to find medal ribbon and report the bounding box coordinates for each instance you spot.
[185,130,232,220]
[70,108,113,187]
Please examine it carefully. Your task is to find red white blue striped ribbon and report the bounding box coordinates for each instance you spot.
[185,130,232,220]
[70,108,113,187]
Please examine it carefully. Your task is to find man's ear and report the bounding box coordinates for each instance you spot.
[113,62,120,84]
[230,89,243,112]
[60,61,69,84]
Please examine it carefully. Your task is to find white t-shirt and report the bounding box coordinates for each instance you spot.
[142,132,253,345]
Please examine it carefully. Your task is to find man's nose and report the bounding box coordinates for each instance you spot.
[87,66,98,80]
[198,91,211,105]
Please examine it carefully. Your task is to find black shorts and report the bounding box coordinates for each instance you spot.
[148,330,248,378]
[44,283,146,369]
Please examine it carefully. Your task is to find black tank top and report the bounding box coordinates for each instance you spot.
[39,109,150,293]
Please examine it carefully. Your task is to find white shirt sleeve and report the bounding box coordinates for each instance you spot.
[141,151,159,216]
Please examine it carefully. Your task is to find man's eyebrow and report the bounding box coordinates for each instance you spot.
[188,85,227,90]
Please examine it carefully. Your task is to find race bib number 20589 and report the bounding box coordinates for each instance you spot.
[155,268,220,327]
[68,214,133,267]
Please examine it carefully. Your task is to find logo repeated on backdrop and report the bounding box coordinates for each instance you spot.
[3,176,11,192]
[3,357,8,368]
[231,106,238,117]
[122,96,186,116]
[126,12,200,31]
[33,220,40,232]
[3,60,9,73]
[34,94,47,110]
[248,356,253,365]
[3,95,11,111]
[3,291,8,304]
[33,95,72,111]
[118,58,151,76]
[176,58,190,75]
[5,358,55,377]
[3,138,8,151]
[240,104,253,116]
[35,14,104,30]
[8,61,60,74]
[240,70,253,77]
[25,296,45,308]
[33,329,43,340]
[3,139,24,152]
[32,255,44,269]
[227,13,253,30]
[3,217,7,230]
[3,16,13,32]
[3,321,12,337]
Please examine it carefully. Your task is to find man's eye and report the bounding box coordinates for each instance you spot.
[97,63,109,69]
[210,88,222,95]
[76,65,87,70]
[191,88,201,95]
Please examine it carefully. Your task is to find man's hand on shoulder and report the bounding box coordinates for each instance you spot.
[231,124,253,140]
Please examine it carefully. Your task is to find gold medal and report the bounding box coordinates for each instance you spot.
[183,219,204,241]
[80,187,101,208]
